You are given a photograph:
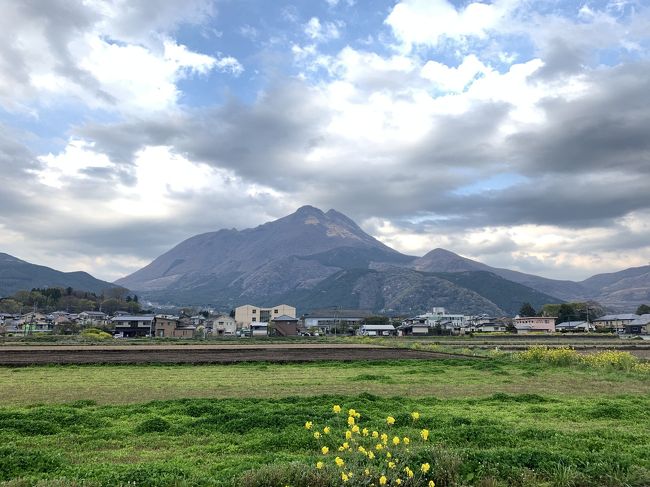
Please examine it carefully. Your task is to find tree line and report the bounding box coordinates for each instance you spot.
[0,286,142,315]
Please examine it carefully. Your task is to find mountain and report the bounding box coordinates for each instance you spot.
[0,253,120,298]
[410,248,589,301]
[580,265,650,311]
[116,206,411,301]
[117,206,564,314]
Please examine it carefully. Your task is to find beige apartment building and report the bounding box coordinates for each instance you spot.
[235,304,296,326]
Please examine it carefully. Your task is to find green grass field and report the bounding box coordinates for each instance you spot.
[0,359,648,486]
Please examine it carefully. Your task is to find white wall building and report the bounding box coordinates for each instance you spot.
[235,304,296,326]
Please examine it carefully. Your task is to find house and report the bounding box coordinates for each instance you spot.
[556,320,594,332]
[513,316,556,333]
[625,314,650,335]
[153,315,196,338]
[78,311,108,326]
[235,304,296,326]
[475,322,508,332]
[211,315,237,336]
[302,309,372,334]
[271,315,300,336]
[251,322,268,337]
[112,315,155,337]
[592,314,638,333]
[359,324,395,336]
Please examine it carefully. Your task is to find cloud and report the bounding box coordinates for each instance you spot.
[0,0,223,115]
[386,0,517,50]
[304,17,341,42]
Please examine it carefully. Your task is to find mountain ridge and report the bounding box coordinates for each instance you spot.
[0,253,121,298]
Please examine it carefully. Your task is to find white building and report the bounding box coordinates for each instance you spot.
[359,324,395,336]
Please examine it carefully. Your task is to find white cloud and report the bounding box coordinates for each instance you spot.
[0,1,226,115]
[214,56,244,76]
[386,0,517,50]
[304,17,341,42]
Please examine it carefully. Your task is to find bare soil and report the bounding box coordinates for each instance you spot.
[0,344,474,365]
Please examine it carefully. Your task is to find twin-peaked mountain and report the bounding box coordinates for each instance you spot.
[115,206,566,315]
[3,206,648,313]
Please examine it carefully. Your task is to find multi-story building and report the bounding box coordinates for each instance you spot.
[112,315,155,337]
[234,304,296,326]
[592,314,638,332]
[513,316,557,333]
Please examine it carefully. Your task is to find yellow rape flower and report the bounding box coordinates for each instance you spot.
[313,432,321,439]
[421,463,431,474]
[421,429,430,441]
[348,409,356,417]
[372,431,379,438]
[316,461,324,469]
[352,425,360,433]
[386,452,391,459]
[362,428,369,436]
[403,437,410,445]
[323,426,331,434]
[335,456,345,467]
[347,416,355,426]
[305,421,313,430]
[364,469,370,476]
[405,467,414,478]
[355,412,361,419]
[388,461,396,469]
[333,405,342,414]
[343,442,349,450]
[322,446,329,455]
[392,436,400,446]
[396,479,402,485]
[375,443,383,451]
[386,416,395,426]
[379,475,387,485]
[341,472,349,482]
[368,451,375,460]
[381,433,388,444]
[345,430,352,440]
[411,411,420,421]
[429,481,436,487]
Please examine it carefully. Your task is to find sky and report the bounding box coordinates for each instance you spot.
[1,0,649,283]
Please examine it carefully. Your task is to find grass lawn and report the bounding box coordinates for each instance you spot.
[0,359,649,405]
[0,359,648,486]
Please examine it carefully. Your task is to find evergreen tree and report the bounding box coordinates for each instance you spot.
[519,302,536,317]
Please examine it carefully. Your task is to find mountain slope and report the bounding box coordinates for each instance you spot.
[411,248,588,301]
[282,268,506,316]
[0,253,120,297]
[580,265,650,310]
[116,206,411,299]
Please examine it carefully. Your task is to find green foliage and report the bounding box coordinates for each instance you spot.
[0,392,648,486]
[0,447,63,481]
[135,417,171,433]
[518,303,536,317]
[636,304,650,315]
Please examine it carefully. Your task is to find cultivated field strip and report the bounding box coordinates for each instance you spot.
[0,344,475,365]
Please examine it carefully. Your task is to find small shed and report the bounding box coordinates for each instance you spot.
[251,322,268,337]
[271,315,299,336]
[359,324,395,336]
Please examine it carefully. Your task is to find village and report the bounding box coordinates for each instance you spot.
[1,303,649,339]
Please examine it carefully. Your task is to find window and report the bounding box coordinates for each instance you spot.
[252,309,257,314]
[252,317,257,322]
[274,309,279,314]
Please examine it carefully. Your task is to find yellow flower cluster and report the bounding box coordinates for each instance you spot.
[309,406,436,486]
[516,346,649,372]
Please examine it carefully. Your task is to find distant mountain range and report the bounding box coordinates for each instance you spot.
[0,253,118,298]
[3,206,649,314]
[113,206,650,314]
